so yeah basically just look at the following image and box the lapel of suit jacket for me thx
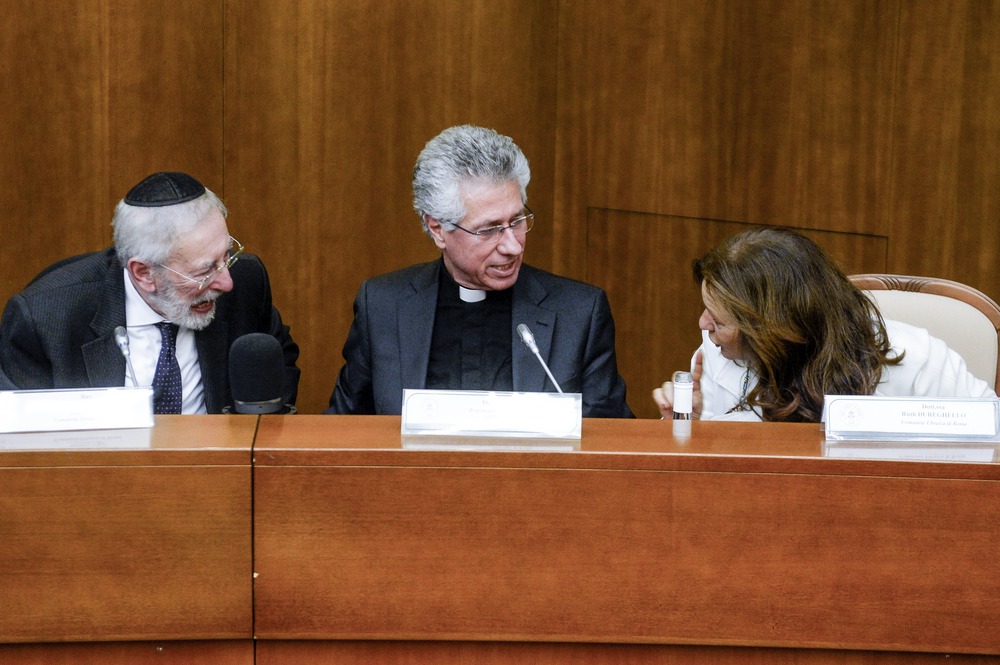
[397,261,440,390]
[195,300,230,414]
[83,257,128,387]
[512,267,556,392]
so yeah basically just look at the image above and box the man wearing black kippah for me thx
[0,172,300,413]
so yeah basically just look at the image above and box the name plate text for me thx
[0,387,154,433]
[402,389,582,440]
[824,395,1000,441]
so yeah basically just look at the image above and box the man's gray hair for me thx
[112,188,228,266]
[413,125,530,235]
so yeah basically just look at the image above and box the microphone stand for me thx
[516,324,564,393]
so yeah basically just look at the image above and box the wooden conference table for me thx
[1,415,999,663]
[0,415,255,664]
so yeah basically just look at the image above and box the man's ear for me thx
[126,258,158,294]
[425,215,447,250]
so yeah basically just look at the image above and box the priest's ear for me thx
[425,215,448,250]
[126,258,158,294]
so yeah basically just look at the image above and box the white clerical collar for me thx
[459,285,486,303]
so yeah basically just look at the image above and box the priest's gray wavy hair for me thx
[413,124,530,236]
[113,189,228,266]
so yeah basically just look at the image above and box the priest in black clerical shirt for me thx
[325,125,633,418]
[425,267,515,392]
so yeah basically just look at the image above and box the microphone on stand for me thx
[113,326,139,388]
[516,323,563,394]
[229,333,288,414]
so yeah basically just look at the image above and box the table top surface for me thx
[0,414,997,479]
[253,415,1000,480]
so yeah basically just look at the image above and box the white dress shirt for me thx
[696,318,996,421]
[122,269,207,414]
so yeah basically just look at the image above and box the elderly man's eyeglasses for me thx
[453,207,534,242]
[158,236,244,291]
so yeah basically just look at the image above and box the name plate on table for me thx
[0,387,154,433]
[823,442,997,463]
[401,389,582,450]
[0,428,153,451]
[824,395,1000,442]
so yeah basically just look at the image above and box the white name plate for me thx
[824,443,997,463]
[0,387,154,433]
[824,395,1000,441]
[0,428,153,451]
[402,389,582,440]
[402,437,580,452]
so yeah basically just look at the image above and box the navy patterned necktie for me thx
[152,322,182,414]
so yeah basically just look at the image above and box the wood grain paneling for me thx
[586,210,888,418]
[0,417,253,643]
[889,0,1000,294]
[107,1,224,199]
[554,1,899,280]
[253,416,1000,654]
[0,1,110,296]
[0,465,251,642]
[0,0,223,302]
[256,640,1000,665]
[0,641,252,665]
[223,0,558,413]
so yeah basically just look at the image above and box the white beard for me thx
[150,277,221,330]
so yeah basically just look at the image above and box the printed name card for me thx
[0,428,153,451]
[0,387,154,433]
[401,389,583,444]
[824,395,1000,441]
[823,443,997,463]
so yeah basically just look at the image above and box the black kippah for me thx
[124,172,206,207]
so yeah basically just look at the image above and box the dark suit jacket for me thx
[327,260,633,417]
[0,248,300,413]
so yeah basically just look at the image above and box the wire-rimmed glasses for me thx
[452,206,534,242]
[158,236,244,291]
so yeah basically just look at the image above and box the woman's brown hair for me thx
[694,228,900,422]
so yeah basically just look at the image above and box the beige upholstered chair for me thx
[849,274,1000,392]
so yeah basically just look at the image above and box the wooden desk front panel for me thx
[0,640,252,665]
[253,418,1000,654]
[0,416,255,644]
[255,640,1000,665]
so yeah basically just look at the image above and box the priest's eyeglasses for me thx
[159,236,244,291]
[453,207,534,242]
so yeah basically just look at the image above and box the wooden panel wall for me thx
[889,1,1000,277]
[0,0,223,294]
[0,1,997,415]
[554,1,899,271]
[0,1,110,289]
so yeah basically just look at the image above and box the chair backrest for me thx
[849,274,1000,392]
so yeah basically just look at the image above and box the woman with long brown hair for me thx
[653,227,994,422]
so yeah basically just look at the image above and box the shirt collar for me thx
[123,268,168,326]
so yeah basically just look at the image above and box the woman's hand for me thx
[652,350,704,419]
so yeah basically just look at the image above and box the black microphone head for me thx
[229,333,284,414]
